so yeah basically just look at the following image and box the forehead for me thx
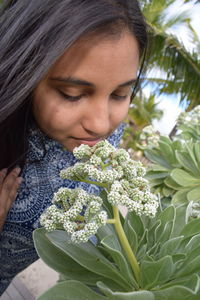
[47,31,140,85]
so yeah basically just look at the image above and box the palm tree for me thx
[141,0,200,110]
[122,92,163,152]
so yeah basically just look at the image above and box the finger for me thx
[0,167,21,205]
[0,168,7,186]
[8,177,23,206]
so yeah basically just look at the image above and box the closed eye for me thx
[58,90,83,101]
[111,93,129,100]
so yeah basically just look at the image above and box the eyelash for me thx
[111,94,128,101]
[58,90,128,102]
[58,90,82,102]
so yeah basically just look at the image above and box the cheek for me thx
[112,102,129,125]
[33,98,62,131]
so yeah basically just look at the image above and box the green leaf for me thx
[172,189,189,204]
[156,220,174,244]
[180,218,200,237]
[144,149,172,169]
[33,228,119,287]
[162,186,173,197]
[176,254,200,277]
[187,186,200,202]
[160,136,172,145]
[171,204,187,237]
[158,236,184,258]
[123,221,138,253]
[97,282,155,300]
[100,235,136,287]
[148,164,169,172]
[137,243,148,261]
[172,253,186,265]
[158,140,175,165]
[101,190,113,218]
[164,176,182,189]
[37,280,107,300]
[171,169,200,187]
[194,142,200,168]
[140,256,175,289]
[145,170,169,180]
[46,230,130,291]
[96,223,116,241]
[124,211,144,241]
[171,140,183,151]
[153,285,200,300]
[155,206,175,242]
[160,274,200,293]
[146,220,161,251]
[185,142,200,171]
[175,151,200,176]
[185,233,200,253]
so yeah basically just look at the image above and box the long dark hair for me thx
[0,0,148,170]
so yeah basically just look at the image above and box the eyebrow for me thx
[50,76,137,88]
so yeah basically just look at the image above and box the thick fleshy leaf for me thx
[97,282,155,300]
[187,186,200,202]
[37,280,107,300]
[176,252,200,278]
[171,169,200,187]
[158,236,184,258]
[172,189,189,204]
[124,211,144,241]
[140,256,175,289]
[175,151,200,176]
[33,228,119,287]
[46,230,130,291]
[145,170,169,180]
[100,235,136,288]
[146,220,160,250]
[164,176,183,189]
[185,233,200,253]
[160,274,200,293]
[194,142,200,168]
[155,220,174,243]
[96,223,116,241]
[158,140,175,165]
[180,218,200,237]
[144,149,171,169]
[148,164,169,172]
[162,186,173,197]
[153,285,200,300]
[123,221,138,254]
[154,206,175,242]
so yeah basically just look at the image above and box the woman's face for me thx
[33,31,140,152]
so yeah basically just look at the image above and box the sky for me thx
[152,0,200,134]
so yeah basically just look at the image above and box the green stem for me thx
[106,219,116,224]
[112,205,140,284]
[76,177,108,188]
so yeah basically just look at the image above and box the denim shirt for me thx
[0,123,125,295]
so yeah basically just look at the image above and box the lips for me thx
[73,137,104,147]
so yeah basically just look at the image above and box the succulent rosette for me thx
[33,137,200,300]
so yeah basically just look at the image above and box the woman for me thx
[0,0,148,294]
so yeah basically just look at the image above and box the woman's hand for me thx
[0,167,22,232]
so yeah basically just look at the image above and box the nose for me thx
[82,98,111,137]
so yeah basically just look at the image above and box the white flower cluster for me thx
[140,125,160,148]
[61,140,158,217]
[186,201,200,221]
[40,187,107,243]
[108,178,158,217]
[41,141,158,243]
[177,105,200,127]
